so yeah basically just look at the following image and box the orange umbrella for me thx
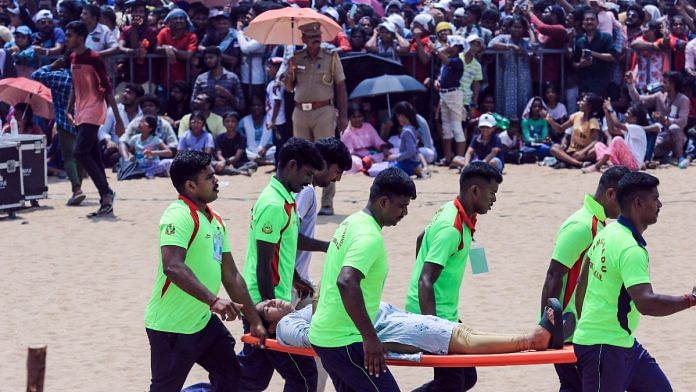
[0,77,54,119]
[246,7,342,45]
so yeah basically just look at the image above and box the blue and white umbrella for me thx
[349,74,426,116]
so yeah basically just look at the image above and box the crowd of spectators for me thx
[3,0,696,182]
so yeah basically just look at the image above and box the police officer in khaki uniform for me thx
[286,21,348,215]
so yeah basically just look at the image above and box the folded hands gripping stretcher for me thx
[240,335,576,367]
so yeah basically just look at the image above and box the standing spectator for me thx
[627,71,689,163]
[99,6,119,41]
[65,20,123,217]
[264,57,288,163]
[324,7,351,53]
[489,15,532,119]
[660,15,689,72]
[57,1,82,28]
[179,93,226,138]
[32,58,82,205]
[80,4,118,57]
[629,21,668,91]
[347,27,368,53]
[6,26,38,77]
[404,13,433,84]
[433,34,467,164]
[190,5,209,43]
[365,20,408,60]
[286,22,348,216]
[528,5,567,88]
[31,9,65,57]
[199,10,240,71]
[118,0,157,87]
[459,5,493,45]
[624,5,645,45]
[237,3,269,102]
[573,10,615,97]
[460,34,483,119]
[178,111,214,156]
[191,47,245,117]
[156,8,197,89]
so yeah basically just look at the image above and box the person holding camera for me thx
[573,10,615,98]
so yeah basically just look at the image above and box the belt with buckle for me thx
[295,100,332,112]
[440,87,459,93]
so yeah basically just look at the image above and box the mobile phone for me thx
[582,49,591,58]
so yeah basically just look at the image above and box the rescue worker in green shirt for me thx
[239,137,325,391]
[406,161,503,392]
[539,165,629,392]
[144,150,267,392]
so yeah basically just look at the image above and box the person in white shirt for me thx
[265,57,288,163]
[81,4,118,56]
[99,83,144,166]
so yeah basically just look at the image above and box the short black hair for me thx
[100,6,116,25]
[459,161,503,191]
[464,4,483,22]
[203,46,222,57]
[277,137,325,170]
[170,150,212,194]
[617,172,660,213]
[664,71,683,93]
[142,114,157,130]
[139,94,160,108]
[597,165,630,194]
[84,4,101,19]
[369,167,417,202]
[124,83,145,98]
[315,137,352,171]
[65,20,89,38]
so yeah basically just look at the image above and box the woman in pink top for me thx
[340,103,390,173]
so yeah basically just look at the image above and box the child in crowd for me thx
[547,93,602,168]
[119,115,173,177]
[543,83,568,132]
[178,111,215,156]
[240,95,275,166]
[387,101,427,178]
[432,34,467,164]
[460,34,483,120]
[341,102,390,173]
[453,113,504,172]
[215,112,258,176]
[499,118,522,164]
[5,26,38,78]
[583,100,648,173]
[521,96,552,160]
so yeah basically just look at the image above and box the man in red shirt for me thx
[66,21,124,217]
[156,8,197,87]
[528,5,567,88]
[118,0,157,85]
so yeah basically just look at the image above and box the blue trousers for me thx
[237,320,317,392]
[553,363,582,392]
[411,367,477,392]
[313,342,400,392]
[574,340,672,392]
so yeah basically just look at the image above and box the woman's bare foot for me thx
[581,164,600,174]
[529,307,555,350]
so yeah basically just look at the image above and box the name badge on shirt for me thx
[213,231,223,263]
[670,105,678,118]
[469,242,489,274]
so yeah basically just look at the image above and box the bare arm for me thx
[256,240,277,300]
[546,115,573,133]
[628,283,695,317]
[298,233,329,252]
[418,262,443,316]
[540,260,570,316]
[575,256,590,319]
[105,93,125,136]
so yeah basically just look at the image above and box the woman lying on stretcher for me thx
[256,298,574,355]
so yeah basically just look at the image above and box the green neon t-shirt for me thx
[145,197,231,334]
[551,194,607,320]
[574,219,651,348]
[243,176,299,304]
[309,211,388,348]
[404,199,473,322]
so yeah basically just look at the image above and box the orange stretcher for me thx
[240,335,577,368]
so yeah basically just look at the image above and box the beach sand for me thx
[2,164,695,391]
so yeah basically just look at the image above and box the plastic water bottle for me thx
[9,117,18,136]
[678,157,690,169]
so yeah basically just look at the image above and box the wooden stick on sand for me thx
[26,345,46,392]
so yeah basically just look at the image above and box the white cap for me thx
[387,13,405,32]
[378,20,397,33]
[324,7,339,22]
[433,0,451,12]
[453,7,465,17]
[466,34,483,44]
[447,34,466,48]
[32,9,53,23]
[478,113,496,128]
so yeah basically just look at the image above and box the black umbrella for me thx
[340,53,406,94]
[349,74,426,116]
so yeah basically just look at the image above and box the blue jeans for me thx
[313,342,400,392]
[574,340,672,392]
[237,319,317,392]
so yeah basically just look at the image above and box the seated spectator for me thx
[156,8,197,88]
[521,96,552,159]
[191,46,245,116]
[80,4,118,57]
[117,0,158,86]
[499,118,523,164]
[240,95,274,166]
[547,93,603,168]
[542,82,568,128]
[386,101,426,177]
[198,9,239,70]
[31,10,65,58]
[627,71,689,163]
[2,103,42,135]
[162,80,191,130]
[583,101,649,173]
[99,83,144,166]
[118,115,172,177]
[452,113,503,172]
[341,102,390,173]
[214,111,257,176]
[415,113,437,164]
[122,94,178,152]
[6,26,38,77]
[178,111,214,155]
[179,93,226,137]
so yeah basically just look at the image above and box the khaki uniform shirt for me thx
[292,48,345,103]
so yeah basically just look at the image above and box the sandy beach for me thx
[2,164,695,391]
